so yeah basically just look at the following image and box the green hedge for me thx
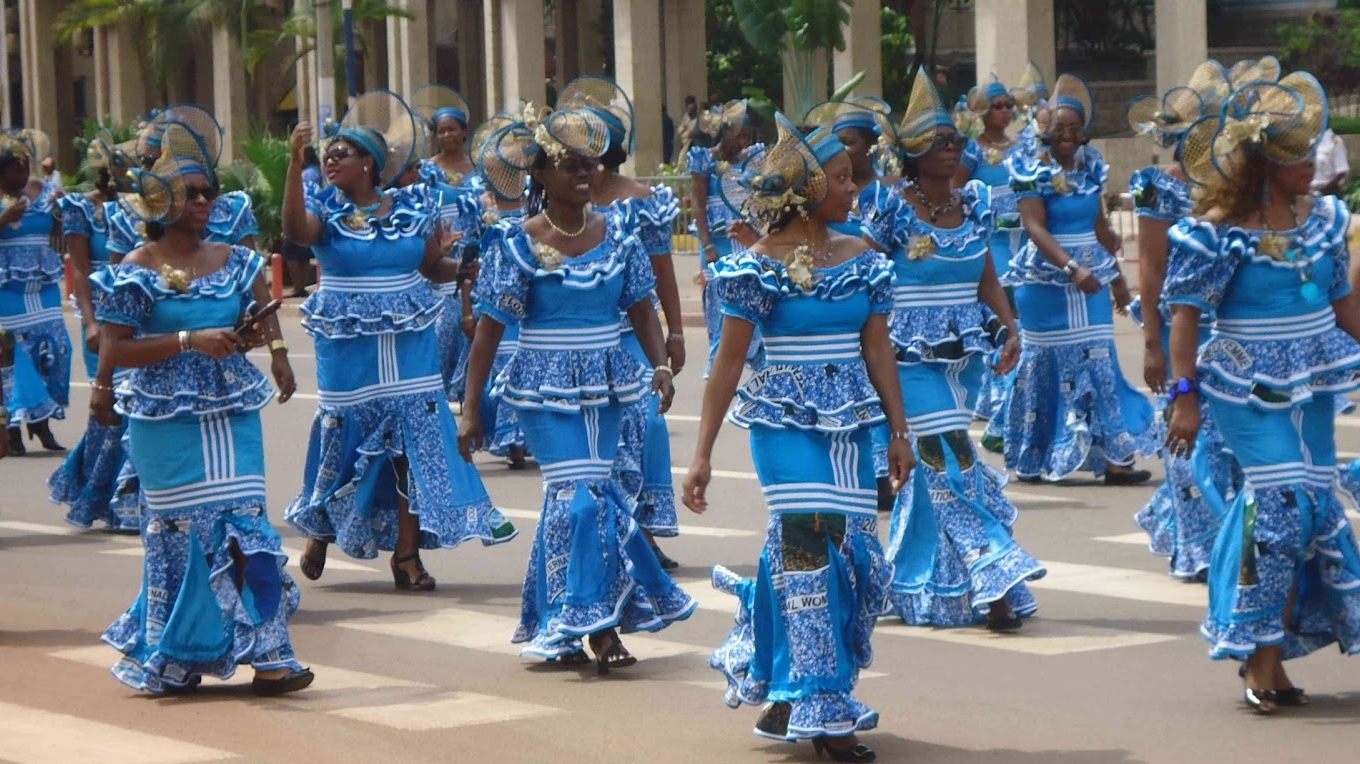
[1332,116,1360,135]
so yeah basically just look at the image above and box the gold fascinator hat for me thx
[1179,70,1328,187]
[557,76,636,155]
[1034,73,1095,135]
[0,128,51,176]
[718,111,843,227]
[138,104,222,165]
[121,121,217,225]
[697,99,750,140]
[1012,62,1050,110]
[471,111,522,201]
[478,104,610,201]
[409,84,473,132]
[1227,56,1283,89]
[324,89,422,190]
[1127,60,1230,149]
[881,68,954,161]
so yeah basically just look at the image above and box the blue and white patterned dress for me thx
[48,195,139,531]
[284,183,517,559]
[477,212,696,660]
[93,246,304,692]
[0,178,69,425]
[419,159,485,401]
[466,205,528,459]
[1127,166,1236,579]
[962,138,1027,427]
[708,249,894,742]
[604,186,681,535]
[865,180,1045,626]
[1165,195,1360,661]
[1000,145,1158,480]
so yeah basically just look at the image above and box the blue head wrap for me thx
[432,106,469,127]
[589,106,630,153]
[1054,96,1086,121]
[809,126,847,166]
[832,111,880,135]
[985,80,1009,101]
[337,126,389,174]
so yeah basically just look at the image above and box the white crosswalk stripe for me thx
[329,691,561,730]
[0,699,237,764]
[874,620,1178,656]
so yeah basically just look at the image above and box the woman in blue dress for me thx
[688,100,762,375]
[1165,71,1360,714]
[805,97,898,511]
[1126,63,1238,580]
[460,105,695,673]
[864,70,1042,631]
[48,133,141,531]
[283,91,517,591]
[1002,74,1157,485]
[683,113,913,762]
[411,85,485,403]
[0,129,68,454]
[559,76,687,567]
[89,121,312,696]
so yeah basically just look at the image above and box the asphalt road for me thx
[2,266,1359,764]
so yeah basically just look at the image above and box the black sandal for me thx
[507,445,528,470]
[299,541,327,581]
[391,553,436,591]
[161,675,202,695]
[588,628,636,675]
[252,667,315,697]
[811,737,877,762]
[556,650,591,667]
[1239,664,1278,715]
[649,539,680,570]
[754,701,791,739]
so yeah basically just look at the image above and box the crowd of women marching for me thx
[2,50,1360,760]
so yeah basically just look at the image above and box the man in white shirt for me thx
[1312,128,1350,196]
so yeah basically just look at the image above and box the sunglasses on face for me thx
[930,133,968,151]
[553,156,595,175]
[1047,124,1084,137]
[991,101,1017,111]
[324,147,363,164]
[184,185,219,202]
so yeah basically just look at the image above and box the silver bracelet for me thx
[891,431,911,441]
[666,332,685,343]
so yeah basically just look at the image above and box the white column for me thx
[576,0,604,77]
[18,0,58,134]
[387,6,405,94]
[403,0,432,91]
[105,25,145,123]
[211,23,249,164]
[1154,0,1206,95]
[974,0,1055,88]
[92,27,108,121]
[662,0,706,119]
[486,0,544,112]
[833,0,881,97]
[0,2,10,128]
[614,0,663,175]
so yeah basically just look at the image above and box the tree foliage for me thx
[1279,10,1360,97]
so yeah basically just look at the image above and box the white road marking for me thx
[0,700,237,764]
[1030,560,1206,608]
[875,619,1179,656]
[1094,532,1153,546]
[95,543,377,573]
[329,691,562,731]
[0,520,82,536]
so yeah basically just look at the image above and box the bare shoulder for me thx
[830,232,870,259]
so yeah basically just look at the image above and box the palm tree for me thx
[731,0,854,120]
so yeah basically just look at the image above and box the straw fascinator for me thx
[879,68,954,163]
[697,99,751,141]
[478,104,610,202]
[718,112,846,287]
[1012,62,1050,110]
[803,96,891,136]
[0,128,47,170]
[1127,60,1231,148]
[138,104,221,162]
[471,111,521,203]
[1037,74,1095,134]
[1227,56,1282,89]
[1178,70,1328,188]
[410,84,472,129]
[120,121,217,230]
[322,89,421,191]
[557,75,636,155]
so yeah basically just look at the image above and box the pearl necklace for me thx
[544,207,589,238]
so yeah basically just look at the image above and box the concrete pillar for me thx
[18,0,59,135]
[405,0,432,90]
[484,0,545,114]
[211,23,249,164]
[614,0,663,175]
[974,0,1055,89]
[92,27,108,121]
[834,0,882,98]
[387,6,404,94]
[662,0,706,119]
[296,35,316,127]
[1154,0,1206,95]
[576,0,605,77]
[455,0,486,115]
[105,25,146,123]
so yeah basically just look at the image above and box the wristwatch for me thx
[1168,377,1198,401]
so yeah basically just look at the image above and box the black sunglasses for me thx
[553,156,595,174]
[930,133,968,151]
[991,100,1017,111]
[185,185,220,202]
[324,146,366,164]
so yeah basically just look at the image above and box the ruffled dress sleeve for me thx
[106,204,143,257]
[1006,149,1051,201]
[1319,195,1353,301]
[861,180,907,254]
[1128,167,1193,222]
[91,247,273,420]
[474,223,533,326]
[715,253,780,326]
[57,194,95,239]
[632,186,681,257]
[961,139,982,174]
[205,192,259,245]
[686,146,715,178]
[618,231,658,310]
[1164,218,1234,313]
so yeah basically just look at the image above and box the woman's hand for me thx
[456,412,483,463]
[887,438,916,495]
[237,320,270,350]
[271,355,296,403]
[461,259,480,283]
[83,321,101,354]
[991,335,1020,375]
[1143,344,1168,393]
[439,228,463,255]
[1165,396,1202,458]
[290,122,314,162]
[90,384,119,427]
[460,315,476,340]
[1111,277,1133,315]
[652,369,676,414]
[0,196,29,227]
[681,457,713,514]
[189,329,247,360]
[666,334,687,375]
[1071,265,1100,295]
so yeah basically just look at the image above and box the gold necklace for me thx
[544,207,589,237]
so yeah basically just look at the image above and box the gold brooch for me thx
[343,211,371,232]
[1258,232,1290,260]
[716,160,732,176]
[785,245,815,289]
[908,235,936,261]
[446,170,464,187]
[1051,172,1071,195]
[984,147,1004,165]
[158,263,194,293]
[535,242,565,271]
